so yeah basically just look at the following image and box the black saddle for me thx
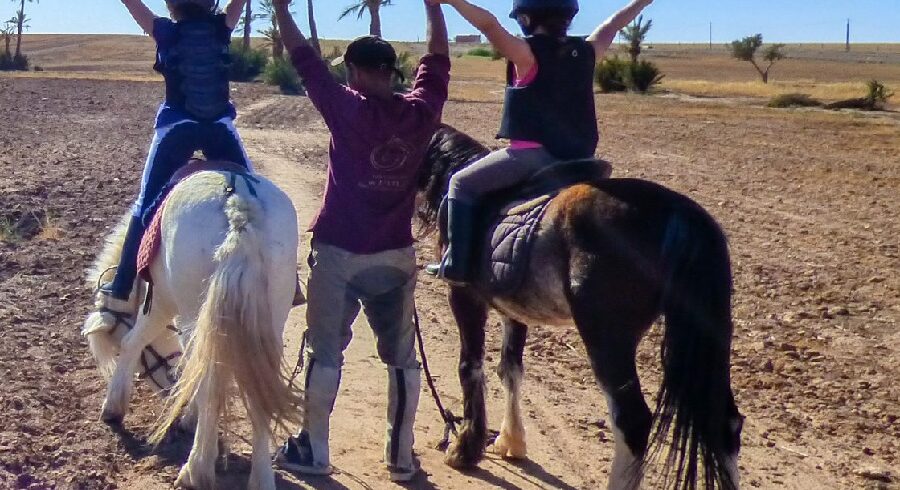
[442,158,612,294]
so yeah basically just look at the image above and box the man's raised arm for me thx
[425,1,449,57]
[274,0,311,55]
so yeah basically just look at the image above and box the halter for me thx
[99,307,181,393]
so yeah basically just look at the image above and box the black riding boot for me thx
[100,215,146,304]
[438,199,477,284]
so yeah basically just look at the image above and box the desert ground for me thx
[0,36,898,489]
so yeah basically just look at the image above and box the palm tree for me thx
[339,0,393,38]
[259,0,293,59]
[242,0,252,49]
[307,0,321,55]
[620,15,652,64]
[2,17,16,57]
[10,0,38,58]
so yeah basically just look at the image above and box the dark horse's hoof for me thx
[444,431,485,469]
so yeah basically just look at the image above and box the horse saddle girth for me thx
[477,158,612,295]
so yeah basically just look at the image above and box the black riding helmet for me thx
[510,0,578,36]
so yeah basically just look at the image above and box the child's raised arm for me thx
[120,0,157,36]
[428,0,535,75]
[223,0,249,30]
[587,0,654,58]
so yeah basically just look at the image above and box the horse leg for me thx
[576,322,652,490]
[444,286,489,469]
[176,370,219,490]
[492,317,528,459]
[100,309,168,424]
[247,398,277,490]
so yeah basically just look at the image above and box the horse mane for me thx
[417,124,490,229]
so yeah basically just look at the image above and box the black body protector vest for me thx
[497,35,598,160]
[156,15,231,121]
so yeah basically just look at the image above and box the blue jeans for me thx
[131,117,253,219]
[109,118,253,299]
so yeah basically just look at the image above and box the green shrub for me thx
[263,57,303,95]
[0,53,28,71]
[625,60,664,93]
[595,56,628,93]
[865,79,894,108]
[466,47,492,57]
[228,44,268,82]
[767,93,822,108]
[393,51,417,92]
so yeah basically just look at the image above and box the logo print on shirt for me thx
[370,137,411,172]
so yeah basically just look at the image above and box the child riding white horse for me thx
[83,167,302,490]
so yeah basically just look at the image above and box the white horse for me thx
[82,168,302,490]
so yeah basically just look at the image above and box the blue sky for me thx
[11,0,900,43]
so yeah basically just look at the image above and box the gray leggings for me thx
[448,147,557,203]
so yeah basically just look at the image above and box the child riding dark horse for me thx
[99,0,251,317]
[426,0,655,283]
[419,124,744,490]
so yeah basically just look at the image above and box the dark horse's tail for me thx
[653,207,742,489]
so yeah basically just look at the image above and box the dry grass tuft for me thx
[36,210,64,241]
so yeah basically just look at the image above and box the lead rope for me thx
[413,307,462,451]
[288,330,309,391]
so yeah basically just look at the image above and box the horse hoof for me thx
[444,441,479,469]
[100,406,124,426]
[492,432,527,459]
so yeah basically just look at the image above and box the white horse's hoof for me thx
[100,401,124,426]
[492,430,527,459]
[176,464,215,490]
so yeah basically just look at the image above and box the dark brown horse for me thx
[417,125,743,490]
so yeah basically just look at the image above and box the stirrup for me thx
[97,283,133,320]
[424,263,441,276]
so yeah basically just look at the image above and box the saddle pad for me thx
[137,159,249,282]
[481,195,552,295]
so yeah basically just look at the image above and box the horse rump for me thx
[150,189,302,444]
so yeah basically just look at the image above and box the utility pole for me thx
[845,18,850,52]
[709,21,713,50]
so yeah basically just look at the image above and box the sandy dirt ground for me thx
[0,78,897,489]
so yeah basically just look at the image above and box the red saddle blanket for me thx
[137,159,249,283]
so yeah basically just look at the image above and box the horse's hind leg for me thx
[571,302,652,490]
[177,371,219,490]
[100,309,169,424]
[247,398,277,490]
[492,317,528,459]
[444,287,489,469]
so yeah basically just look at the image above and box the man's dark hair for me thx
[518,8,574,37]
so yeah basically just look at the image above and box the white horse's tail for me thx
[150,189,302,444]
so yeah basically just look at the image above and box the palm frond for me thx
[338,2,364,20]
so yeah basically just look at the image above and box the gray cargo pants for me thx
[303,239,419,370]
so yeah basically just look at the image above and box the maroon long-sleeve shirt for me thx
[289,46,451,254]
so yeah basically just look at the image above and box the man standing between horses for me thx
[272,0,450,482]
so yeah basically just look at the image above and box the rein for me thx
[413,305,462,451]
